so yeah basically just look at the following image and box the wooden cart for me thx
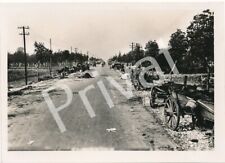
[163,87,214,131]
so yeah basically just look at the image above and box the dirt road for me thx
[8,66,178,151]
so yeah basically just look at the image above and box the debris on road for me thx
[81,72,93,78]
[142,96,150,107]
[120,73,130,80]
[8,89,23,96]
[27,140,35,145]
[8,85,33,96]
[190,139,199,143]
[205,130,213,136]
[38,76,53,82]
[106,128,117,132]
[68,70,98,79]
[129,108,135,112]
[8,85,14,89]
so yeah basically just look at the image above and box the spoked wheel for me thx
[164,97,180,131]
[150,87,156,108]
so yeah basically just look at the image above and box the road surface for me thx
[8,66,177,151]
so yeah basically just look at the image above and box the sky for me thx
[1,3,213,60]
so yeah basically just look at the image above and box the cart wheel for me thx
[164,97,180,131]
[150,87,156,108]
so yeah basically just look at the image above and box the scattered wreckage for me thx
[57,63,90,78]
[128,66,214,131]
[8,63,96,96]
[162,81,214,131]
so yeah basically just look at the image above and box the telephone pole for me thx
[49,38,52,76]
[130,42,135,51]
[18,26,29,85]
[74,48,78,53]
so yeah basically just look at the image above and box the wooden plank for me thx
[197,100,214,122]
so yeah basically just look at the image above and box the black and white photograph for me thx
[0,1,225,162]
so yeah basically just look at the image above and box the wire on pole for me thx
[18,26,29,85]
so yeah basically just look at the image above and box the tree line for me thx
[8,42,96,68]
[108,9,214,74]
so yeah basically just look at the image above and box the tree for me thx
[8,52,14,68]
[34,42,50,65]
[62,50,70,63]
[117,51,122,62]
[186,9,214,73]
[133,43,144,62]
[168,29,188,73]
[13,49,24,64]
[145,40,159,58]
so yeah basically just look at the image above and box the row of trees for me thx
[108,9,214,74]
[8,42,92,68]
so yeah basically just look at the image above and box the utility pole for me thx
[49,38,52,76]
[87,51,89,62]
[71,46,73,53]
[18,26,29,85]
[130,42,135,51]
[74,48,78,53]
[74,48,78,63]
